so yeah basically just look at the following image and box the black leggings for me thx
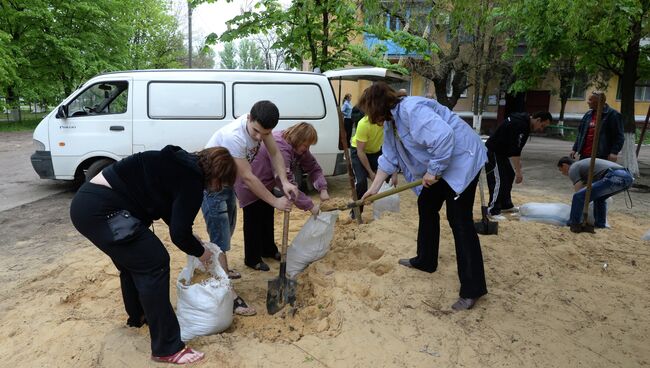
[350,148,381,213]
[243,199,280,267]
[69,182,184,357]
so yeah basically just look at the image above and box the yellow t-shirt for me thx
[351,116,384,154]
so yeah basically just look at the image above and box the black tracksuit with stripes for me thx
[484,113,530,215]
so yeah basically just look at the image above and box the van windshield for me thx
[68,81,128,117]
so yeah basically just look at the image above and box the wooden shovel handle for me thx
[280,210,290,264]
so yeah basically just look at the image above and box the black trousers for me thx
[69,183,184,357]
[344,118,353,146]
[485,151,515,215]
[409,175,488,299]
[243,199,280,267]
[350,148,381,213]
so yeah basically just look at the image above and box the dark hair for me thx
[557,156,574,167]
[357,82,400,124]
[250,100,280,129]
[283,122,318,147]
[196,146,237,191]
[532,111,552,123]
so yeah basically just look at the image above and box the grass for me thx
[0,118,43,132]
[0,110,48,132]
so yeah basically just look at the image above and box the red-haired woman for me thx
[70,145,237,364]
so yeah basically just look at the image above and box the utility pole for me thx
[188,1,193,68]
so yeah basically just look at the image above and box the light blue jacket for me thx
[341,100,352,119]
[378,96,487,196]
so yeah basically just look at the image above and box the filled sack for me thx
[286,211,338,278]
[176,242,234,342]
[519,199,612,227]
[372,182,400,220]
[642,229,650,241]
[519,203,571,226]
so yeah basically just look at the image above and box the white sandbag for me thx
[519,202,571,226]
[642,229,650,241]
[177,242,234,342]
[373,182,400,220]
[286,211,339,278]
[519,199,613,227]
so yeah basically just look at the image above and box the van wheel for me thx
[85,158,115,182]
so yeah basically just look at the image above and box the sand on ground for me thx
[1,170,649,367]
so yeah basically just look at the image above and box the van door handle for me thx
[110,125,125,131]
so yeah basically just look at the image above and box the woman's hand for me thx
[199,246,213,267]
[422,173,439,188]
[390,173,398,187]
[319,189,330,201]
[274,196,293,211]
[310,203,320,217]
[282,181,299,201]
[361,187,379,201]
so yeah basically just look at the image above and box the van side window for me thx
[68,81,128,117]
[233,83,325,119]
[148,82,225,119]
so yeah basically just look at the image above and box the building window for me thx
[616,79,650,101]
[568,75,588,99]
[387,14,400,31]
[446,70,468,98]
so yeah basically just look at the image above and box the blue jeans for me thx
[568,169,633,228]
[201,187,237,252]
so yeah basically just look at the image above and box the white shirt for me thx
[205,114,260,163]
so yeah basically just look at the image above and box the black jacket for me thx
[485,112,530,157]
[103,145,205,257]
[572,104,624,159]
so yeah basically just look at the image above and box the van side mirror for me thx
[55,105,68,119]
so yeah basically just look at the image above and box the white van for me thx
[30,68,408,183]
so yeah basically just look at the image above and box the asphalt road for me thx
[0,131,73,212]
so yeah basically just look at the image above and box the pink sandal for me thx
[151,347,205,365]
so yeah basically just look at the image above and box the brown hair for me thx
[357,82,401,124]
[196,146,237,191]
[282,122,318,148]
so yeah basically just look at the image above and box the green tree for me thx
[219,41,238,69]
[1,0,189,121]
[238,39,265,69]
[193,44,216,69]
[126,0,186,70]
[202,0,362,72]
[502,0,584,131]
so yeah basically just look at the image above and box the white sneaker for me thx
[501,207,519,214]
[488,214,507,221]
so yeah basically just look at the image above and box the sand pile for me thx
[0,181,649,367]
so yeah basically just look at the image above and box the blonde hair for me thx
[282,122,318,148]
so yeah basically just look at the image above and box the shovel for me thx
[573,93,606,234]
[320,179,424,212]
[266,210,297,315]
[474,169,498,235]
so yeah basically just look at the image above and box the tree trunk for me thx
[558,96,568,137]
[619,22,641,175]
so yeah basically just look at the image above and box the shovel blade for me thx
[266,277,297,315]
[474,219,498,235]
